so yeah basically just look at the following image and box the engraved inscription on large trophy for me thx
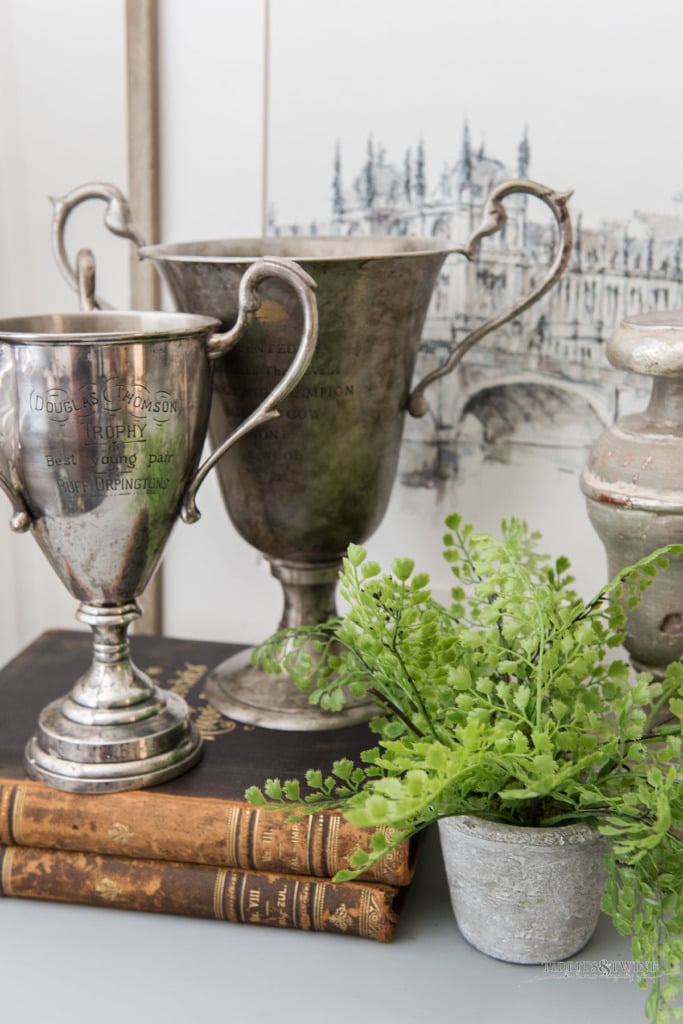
[52,181,573,731]
[0,252,318,789]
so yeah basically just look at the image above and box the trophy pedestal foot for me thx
[204,647,375,731]
[23,601,203,793]
[24,708,204,794]
[24,688,203,793]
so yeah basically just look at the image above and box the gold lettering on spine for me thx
[1,847,16,896]
[213,868,228,920]
[290,820,301,850]
[276,883,289,926]
[261,821,274,865]
[239,875,263,923]
[287,819,304,872]
[9,785,27,845]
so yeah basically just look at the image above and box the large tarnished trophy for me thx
[52,180,573,730]
[0,250,317,789]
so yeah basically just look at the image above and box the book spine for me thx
[0,780,413,885]
[0,844,400,942]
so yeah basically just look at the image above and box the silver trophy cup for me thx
[52,180,573,730]
[0,251,317,789]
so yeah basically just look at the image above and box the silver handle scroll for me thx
[408,179,573,416]
[183,256,318,523]
[52,182,147,309]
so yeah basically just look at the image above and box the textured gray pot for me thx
[438,815,609,964]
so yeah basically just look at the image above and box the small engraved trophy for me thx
[0,250,317,788]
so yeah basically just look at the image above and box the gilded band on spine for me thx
[312,878,326,930]
[0,846,16,897]
[224,805,240,866]
[213,868,228,920]
[9,785,27,846]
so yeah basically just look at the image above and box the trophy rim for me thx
[139,234,461,265]
[0,310,219,343]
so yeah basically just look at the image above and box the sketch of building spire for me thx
[404,147,413,205]
[415,139,426,205]
[573,211,583,272]
[460,120,473,191]
[332,140,345,217]
[363,135,377,209]
[517,126,530,179]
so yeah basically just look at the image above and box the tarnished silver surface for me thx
[0,253,318,788]
[582,311,683,678]
[52,180,573,730]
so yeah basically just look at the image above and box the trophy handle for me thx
[408,179,574,417]
[181,258,319,524]
[51,181,145,310]
[0,472,32,533]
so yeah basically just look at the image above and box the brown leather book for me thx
[0,842,402,941]
[0,630,416,885]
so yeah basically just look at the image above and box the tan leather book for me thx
[0,842,402,942]
[0,630,416,885]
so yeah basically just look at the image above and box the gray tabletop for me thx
[0,826,646,1023]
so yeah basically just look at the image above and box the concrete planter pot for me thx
[438,815,609,964]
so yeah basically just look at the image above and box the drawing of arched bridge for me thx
[398,307,647,492]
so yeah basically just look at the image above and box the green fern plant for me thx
[246,515,683,1023]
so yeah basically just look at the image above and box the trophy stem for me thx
[69,602,158,714]
[204,559,375,731]
[24,601,203,793]
[275,559,340,629]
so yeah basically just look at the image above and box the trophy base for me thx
[204,647,376,731]
[24,688,203,794]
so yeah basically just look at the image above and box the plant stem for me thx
[367,687,425,738]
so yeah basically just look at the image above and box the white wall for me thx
[157,0,284,647]
[0,0,128,661]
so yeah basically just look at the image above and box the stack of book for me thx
[0,630,417,941]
